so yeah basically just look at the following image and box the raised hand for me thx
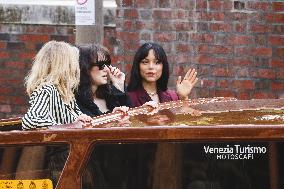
[176,68,198,100]
[105,65,126,92]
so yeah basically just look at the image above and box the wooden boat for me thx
[0,97,284,189]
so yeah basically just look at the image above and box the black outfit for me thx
[75,85,131,189]
[76,85,131,117]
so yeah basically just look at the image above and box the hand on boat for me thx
[112,106,131,127]
[75,114,93,127]
[142,101,159,115]
[176,68,198,100]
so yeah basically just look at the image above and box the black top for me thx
[75,85,131,117]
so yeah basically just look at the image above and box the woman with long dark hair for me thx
[75,43,130,117]
[127,42,198,107]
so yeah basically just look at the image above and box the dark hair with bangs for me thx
[127,42,169,91]
[76,43,111,100]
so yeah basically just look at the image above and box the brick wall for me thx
[0,24,76,118]
[0,24,118,119]
[115,0,284,100]
[1,0,284,118]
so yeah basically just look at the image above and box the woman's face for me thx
[90,65,108,86]
[139,49,163,84]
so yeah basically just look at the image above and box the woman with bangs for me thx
[22,40,92,130]
[75,43,130,118]
[127,42,198,107]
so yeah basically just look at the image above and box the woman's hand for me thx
[142,101,159,115]
[176,68,198,100]
[106,65,126,92]
[75,114,93,128]
[112,106,131,127]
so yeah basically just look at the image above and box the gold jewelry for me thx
[147,91,157,96]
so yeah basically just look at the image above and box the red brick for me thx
[252,92,276,99]
[215,90,234,97]
[140,32,151,41]
[197,44,209,53]
[268,36,284,45]
[257,69,276,79]
[175,55,190,63]
[251,47,272,57]
[228,35,253,45]
[202,79,215,87]
[236,91,250,100]
[212,68,232,77]
[210,23,232,32]
[235,47,251,56]
[123,20,134,30]
[233,58,253,66]
[226,12,250,22]
[135,0,152,8]
[211,45,232,54]
[19,52,36,59]
[272,82,284,90]
[117,31,139,42]
[0,52,9,58]
[211,12,225,21]
[175,0,190,9]
[223,1,233,10]
[214,57,231,64]
[234,23,247,33]
[19,34,49,42]
[190,34,214,43]
[5,61,25,69]
[0,42,6,49]
[124,9,138,19]
[174,21,193,31]
[159,0,171,8]
[175,43,190,53]
[173,65,186,75]
[217,79,229,88]
[121,0,133,7]
[251,24,272,33]
[247,2,270,11]
[0,105,11,113]
[276,48,284,57]
[265,13,284,23]
[153,10,173,19]
[153,33,175,42]
[9,96,26,105]
[124,42,138,52]
[197,55,212,64]
[232,80,255,89]
[25,42,35,50]
[196,0,207,10]
[277,70,284,79]
[209,0,223,10]
[271,59,284,67]
[273,2,284,12]
[0,87,13,95]
[237,68,250,77]
[175,10,187,19]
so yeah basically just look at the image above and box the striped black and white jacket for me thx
[22,84,82,130]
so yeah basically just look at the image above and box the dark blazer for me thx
[127,87,179,108]
[76,85,131,117]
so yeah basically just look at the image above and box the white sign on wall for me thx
[75,0,95,25]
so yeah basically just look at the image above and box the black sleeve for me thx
[107,85,132,111]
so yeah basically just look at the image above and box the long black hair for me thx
[76,43,111,101]
[127,42,169,91]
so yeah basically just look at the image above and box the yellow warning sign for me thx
[0,179,53,189]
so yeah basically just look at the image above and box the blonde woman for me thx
[22,40,92,130]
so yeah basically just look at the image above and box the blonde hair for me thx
[25,40,80,103]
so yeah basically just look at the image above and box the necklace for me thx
[147,91,157,96]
